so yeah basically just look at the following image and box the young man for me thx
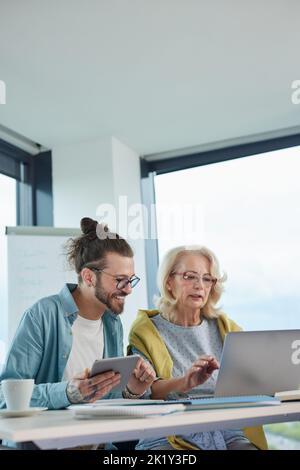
[0,218,155,410]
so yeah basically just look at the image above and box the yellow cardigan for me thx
[128,309,268,450]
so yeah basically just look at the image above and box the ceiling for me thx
[0,0,300,155]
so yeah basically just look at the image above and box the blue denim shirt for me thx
[0,284,124,409]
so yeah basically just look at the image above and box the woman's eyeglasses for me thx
[171,271,217,288]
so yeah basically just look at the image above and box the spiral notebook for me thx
[71,403,185,419]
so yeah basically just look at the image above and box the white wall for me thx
[111,137,148,344]
[52,136,148,350]
[52,137,114,226]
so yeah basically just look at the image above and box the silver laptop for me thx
[214,330,300,397]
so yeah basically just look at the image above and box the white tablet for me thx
[90,355,140,391]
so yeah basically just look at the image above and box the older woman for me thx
[129,245,267,450]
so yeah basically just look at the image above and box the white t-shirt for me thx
[63,314,104,381]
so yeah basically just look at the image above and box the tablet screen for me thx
[90,355,140,391]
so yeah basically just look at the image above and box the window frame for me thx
[0,139,53,226]
[140,132,300,307]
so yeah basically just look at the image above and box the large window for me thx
[154,146,300,450]
[0,173,16,226]
[155,147,300,331]
[0,140,53,370]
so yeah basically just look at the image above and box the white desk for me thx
[0,403,300,449]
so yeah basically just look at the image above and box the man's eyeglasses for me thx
[171,271,217,288]
[89,267,140,290]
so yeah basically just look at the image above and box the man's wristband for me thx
[122,385,145,399]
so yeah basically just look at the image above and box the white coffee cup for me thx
[1,379,34,411]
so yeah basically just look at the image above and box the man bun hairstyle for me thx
[80,217,98,239]
[66,217,134,282]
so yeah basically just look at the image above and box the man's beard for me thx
[94,279,127,315]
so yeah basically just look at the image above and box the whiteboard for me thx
[4,226,80,346]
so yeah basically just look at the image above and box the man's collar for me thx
[58,283,79,318]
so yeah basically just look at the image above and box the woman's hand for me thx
[126,358,156,396]
[66,368,121,404]
[181,355,219,392]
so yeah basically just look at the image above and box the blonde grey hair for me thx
[155,245,227,321]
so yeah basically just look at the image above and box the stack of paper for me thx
[274,390,300,402]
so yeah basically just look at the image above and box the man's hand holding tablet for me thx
[66,367,121,404]
[66,355,156,404]
[125,356,156,398]
[91,355,156,398]
[90,355,140,391]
